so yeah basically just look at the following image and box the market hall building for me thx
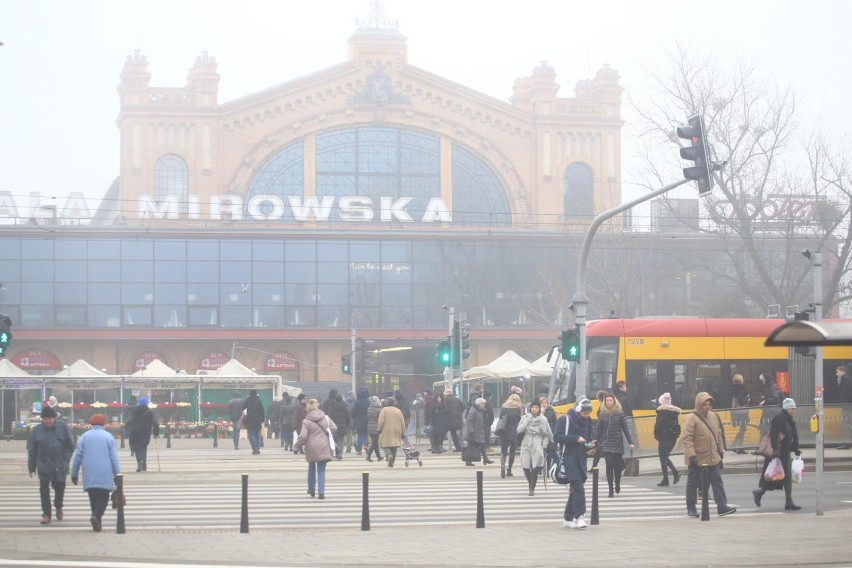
[0,24,625,401]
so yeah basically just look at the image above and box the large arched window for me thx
[245,126,511,226]
[563,162,594,219]
[154,155,189,212]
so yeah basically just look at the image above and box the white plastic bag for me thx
[764,456,785,482]
[791,456,804,484]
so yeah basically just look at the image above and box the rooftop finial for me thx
[356,0,398,29]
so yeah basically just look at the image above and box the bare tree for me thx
[631,41,852,317]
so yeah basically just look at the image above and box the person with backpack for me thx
[555,398,596,529]
[653,392,682,487]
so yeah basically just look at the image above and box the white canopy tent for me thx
[463,350,532,380]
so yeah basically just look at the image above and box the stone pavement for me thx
[1,507,850,567]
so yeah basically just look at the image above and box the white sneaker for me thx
[574,515,587,529]
[562,519,576,528]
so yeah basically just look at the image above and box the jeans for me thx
[86,488,110,522]
[247,427,261,453]
[449,429,462,451]
[39,478,66,517]
[232,424,241,449]
[281,426,294,450]
[356,431,369,451]
[308,460,327,495]
[686,462,728,511]
[564,480,586,520]
[367,433,382,460]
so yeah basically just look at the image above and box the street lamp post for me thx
[807,251,824,516]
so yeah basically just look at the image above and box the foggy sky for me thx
[1,0,849,209]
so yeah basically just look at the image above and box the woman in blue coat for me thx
[554,398,595,529]
[71,414,121,532]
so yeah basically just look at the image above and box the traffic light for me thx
[452,320,470,365]
[437,340,451,366]
[559,328,580,362]
[0,314,11,358]
[676,114,713,196]
[358,339,377,374]
[341,355,351,375]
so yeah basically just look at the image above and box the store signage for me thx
[133,352,167,370]
[13,350,61,370]
[708,195,827,225]
[264,352,299,372]
[0,191,453,224]
[198,351,230,370]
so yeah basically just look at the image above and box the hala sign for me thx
[0,192,452,223]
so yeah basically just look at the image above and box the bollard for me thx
[213,425,218,448]
[590,467,600,525]
[115,474,126,534]
[240,473,249,533]
[700,466,710,521]
[475,469,485,528]
[361,471,370,531]
[166,424,171,449]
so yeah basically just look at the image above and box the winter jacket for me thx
[497,406,523,442]
[554,407,594,483]
[762,381,782,407]
[241,394,265,430]
[278,399,295,431]
[124,405,160,447]
[267,399,281,425]
[28,420,75,482]
[759,408,801,491]
[71,426,120,491]
[326,397,351,436]
[465,405,487,444]
[377,405,406,448]
[681,392,725,467]
[228,396,244,423]
[517,413,553,469]
[367,401,382,435]
[429,401,446,434]
[614,388,633,417]
[295,409,337,463]
[443,395,465,430]
[654,404,682,443]
[595,408,632,455]
[292,400,307,430]
[352,388,370,435]
[395,392,411,424]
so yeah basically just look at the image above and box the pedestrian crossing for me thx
[0,475,691,530]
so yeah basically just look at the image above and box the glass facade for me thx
[0,236,561,330]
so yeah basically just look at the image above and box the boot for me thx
[500,455,506,478]
[785,500,802,511]
[753,489,764,507]
[608,480,614,498]
[142,461,147,472]
[658,476,670,487]
[672,470,681,485]
[529,473,537,496]
[615,476,621,494]
[507,454,515,476]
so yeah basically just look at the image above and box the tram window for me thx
[588,338,617,394]
[672,361,721,409]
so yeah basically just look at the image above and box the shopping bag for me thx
[326,417,336,453]
[622,451,640,477]
[764,456,785,482]
[791,456,804,484]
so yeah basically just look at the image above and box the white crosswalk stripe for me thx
[0,477,687,529]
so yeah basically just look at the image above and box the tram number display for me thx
[626,338,645,346]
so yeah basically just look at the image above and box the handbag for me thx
[756,430,784,458]
[111,490,126,509]
[461,443,481,463]
[326,416,336,453]
[494,414,508,437]
[622,450,640,477]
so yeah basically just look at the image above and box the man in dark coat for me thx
[124,396,160,472]
[554,398,595,529]
[443,389,465,452]
[228,390,243,450]
[267,397,282,440]
[351,388,371,455]
[241,390,265,455]
[278,393,295,450]
[28,405,75,524]
[325,393,351,459]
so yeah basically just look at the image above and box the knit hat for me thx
[578,398,593,413]
[782,398,797,410]
[475,397,486,406]
[137,396,149,406]
[510,385,523,395]
[658,392,672,406]
[89,413,106,426]
[41,405,57,419]
[48,395,58,405]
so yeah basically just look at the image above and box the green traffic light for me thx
[437,340,451,365]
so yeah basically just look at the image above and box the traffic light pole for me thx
[572,178,689,402]
[811,253,824,516]
[351,312,357,395]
